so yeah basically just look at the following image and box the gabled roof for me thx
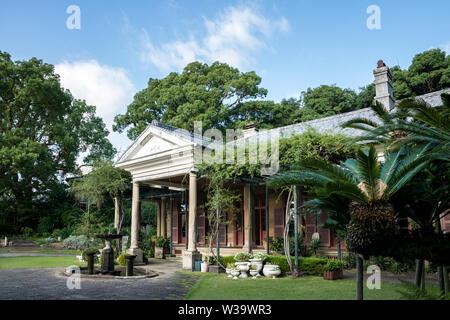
[116,88,449,164]
[232,88,450,143]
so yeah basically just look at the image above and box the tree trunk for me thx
[415,259,423,287]
[337,235,342,261]
[438,265,445,295]
[421,262,426,290]
[444,266,449,294]
[356,254,364,300]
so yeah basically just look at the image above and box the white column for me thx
[188,173,197,252]
[130,182,140,249]
[183,172,202,270]
[128,182,143,263]
[161,197,167,238]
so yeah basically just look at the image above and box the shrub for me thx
[219,255,235,266]
[63,235,88,250]
[37,216,54,234]
[310,238,321,256]
[21,227,34,238]
[234,253,251,262]
[144,248,154,258]
[250,253,267,260]
[270,237,284,252]
[118,252,127,266]
[155,236,170,248]
[324,259,344,272]
[45,237,56,243]
[52,227,72,240]
[342,253,356,269]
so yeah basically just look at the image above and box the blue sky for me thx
[1,0,449,155]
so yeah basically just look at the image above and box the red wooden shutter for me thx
[319,211,330,247]
[197,212,206,245]
[172,211,178,244]
[444,214,450,233]
[305,212,316,242]
[219,222,227,246]
[274,208,284,239]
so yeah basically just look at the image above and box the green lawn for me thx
[0,256,84,270]
[183,272,426,300]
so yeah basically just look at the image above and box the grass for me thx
[0,256,84,270]
[182,272,435,300]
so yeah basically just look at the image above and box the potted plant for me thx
[234,253,250,278]
[249,264,260,279]
[155,236,169,259]
[323,259,344,280]
[226,263,234,278]
[250,253,266,275]
[230,267,240,279]
[267,265,281,279]
[263,262,281,278]
[201,256,209,272]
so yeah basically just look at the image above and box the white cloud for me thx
[55,60,134,156]
[137,6,289,71]
[443,42,450,55]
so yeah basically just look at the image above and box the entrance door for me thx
[234,204,244,246]
[254,197,266,247]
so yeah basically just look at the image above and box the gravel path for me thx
[0,259,200,300]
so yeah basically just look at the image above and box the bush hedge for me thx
[218,254,328,276]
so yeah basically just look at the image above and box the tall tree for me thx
[392,49,449,100]
[298,85,359,121]
[113,61,267,139]
[0,51,115,228]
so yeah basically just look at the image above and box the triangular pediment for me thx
[117,125,192,163]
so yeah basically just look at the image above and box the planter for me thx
[208,265,224,274]
[155,247,165,259]
[235,262,250,278]
[250,260,263,276]
[263,265,280,277]
[268,268,281,279]
[230,269,240,279]
[249,269,259,279]
[323,269,343,280]
[201,262,209,273]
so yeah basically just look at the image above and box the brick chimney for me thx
[373,60,394,111]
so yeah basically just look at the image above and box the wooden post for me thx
[265,183,269,255]
[293,185,298,271]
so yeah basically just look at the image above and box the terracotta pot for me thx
[323,269,343,280]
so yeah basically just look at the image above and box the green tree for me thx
[70,160,132,236]
[0,51,115,228]
[113,61,267,139]
[392,49,449,100]
[268,145,435,299]
[298,85,358,121]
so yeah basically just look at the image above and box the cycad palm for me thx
[346,93,450,154]
[268,144,434,300]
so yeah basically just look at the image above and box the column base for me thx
[182,251,202,271]
[242,243,252,254]
[127,248,144,264]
